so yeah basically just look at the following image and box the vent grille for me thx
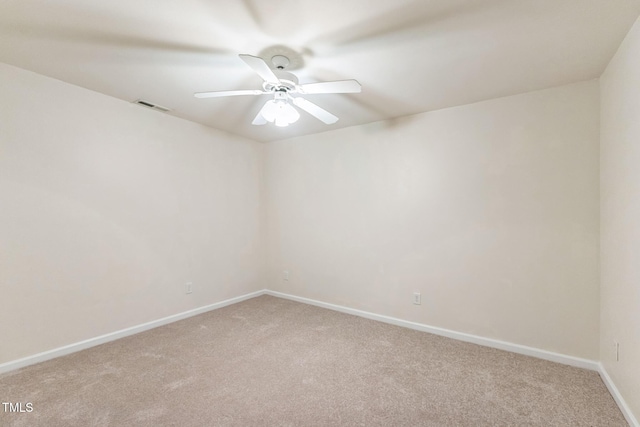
[133,99,172,113]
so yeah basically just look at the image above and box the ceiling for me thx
[1,0,639,142]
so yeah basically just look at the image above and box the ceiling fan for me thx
[194,54,361,127]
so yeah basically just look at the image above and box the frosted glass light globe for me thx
[261,99,300,127]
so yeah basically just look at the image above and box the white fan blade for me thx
[194,89,266,98]
[239,54,281,84]
[297,80,361,95]
[292,97,339,124]
[252,102,269,125]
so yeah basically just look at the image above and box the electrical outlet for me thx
[186,282,193,294]
[283,270,290,281]
[413,292,421,305]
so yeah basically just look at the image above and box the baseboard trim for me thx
[598,364,639,427]
[265,290,599,371]
[3,288,633,424]
[0,290,266,375]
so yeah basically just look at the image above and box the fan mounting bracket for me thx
[271,55,290,70]
[258,45,305,70]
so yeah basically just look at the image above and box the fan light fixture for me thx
[261,92,300,127]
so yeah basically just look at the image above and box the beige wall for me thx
[0,62,603,367]
[266,81,600,360]
[600,16,640,421]
[0,63,266,364]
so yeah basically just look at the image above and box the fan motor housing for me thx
[263,70,298,93]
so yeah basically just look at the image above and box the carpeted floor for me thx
[0,295,628,426]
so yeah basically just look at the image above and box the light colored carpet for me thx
[0,295,628,426]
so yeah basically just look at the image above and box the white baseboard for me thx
[0,288,602,376]
[0,290,266,375]
[0,289,598,374]
[598,364,639,427]
[265,290,600,371]
[5,288,634,425]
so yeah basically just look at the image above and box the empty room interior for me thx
[1,1,639,426]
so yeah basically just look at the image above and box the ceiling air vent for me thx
[133,99,172,113]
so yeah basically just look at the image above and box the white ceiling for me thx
[1,0,639,142]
